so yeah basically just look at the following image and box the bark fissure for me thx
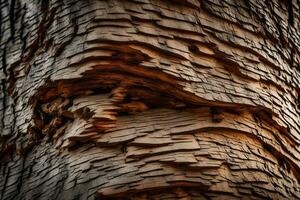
[8,0,16,41]
[0,80,6,133]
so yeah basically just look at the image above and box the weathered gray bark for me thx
[0,0,300,199]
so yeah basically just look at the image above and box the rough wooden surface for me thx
[0,0,300,199]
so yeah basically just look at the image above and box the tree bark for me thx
[0,0,300,199]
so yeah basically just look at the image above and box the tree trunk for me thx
[0,0,300,199]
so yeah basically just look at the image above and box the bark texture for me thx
[0,0,300,199]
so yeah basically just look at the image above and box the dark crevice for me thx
[67,141,86,151]
[286,0,294,26]
[9,0,16,42]
[120,144,127,154]
[2,49,7,76]
[41,0,49,11]
[210,107,224,123]
[0,166,10,199]
[1,80,7,130]
[289,42,295,70]
[0,48,8,136]
[7,67,16,95]
[243,0,253,17]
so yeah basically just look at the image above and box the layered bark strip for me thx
[0,0,300,199]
